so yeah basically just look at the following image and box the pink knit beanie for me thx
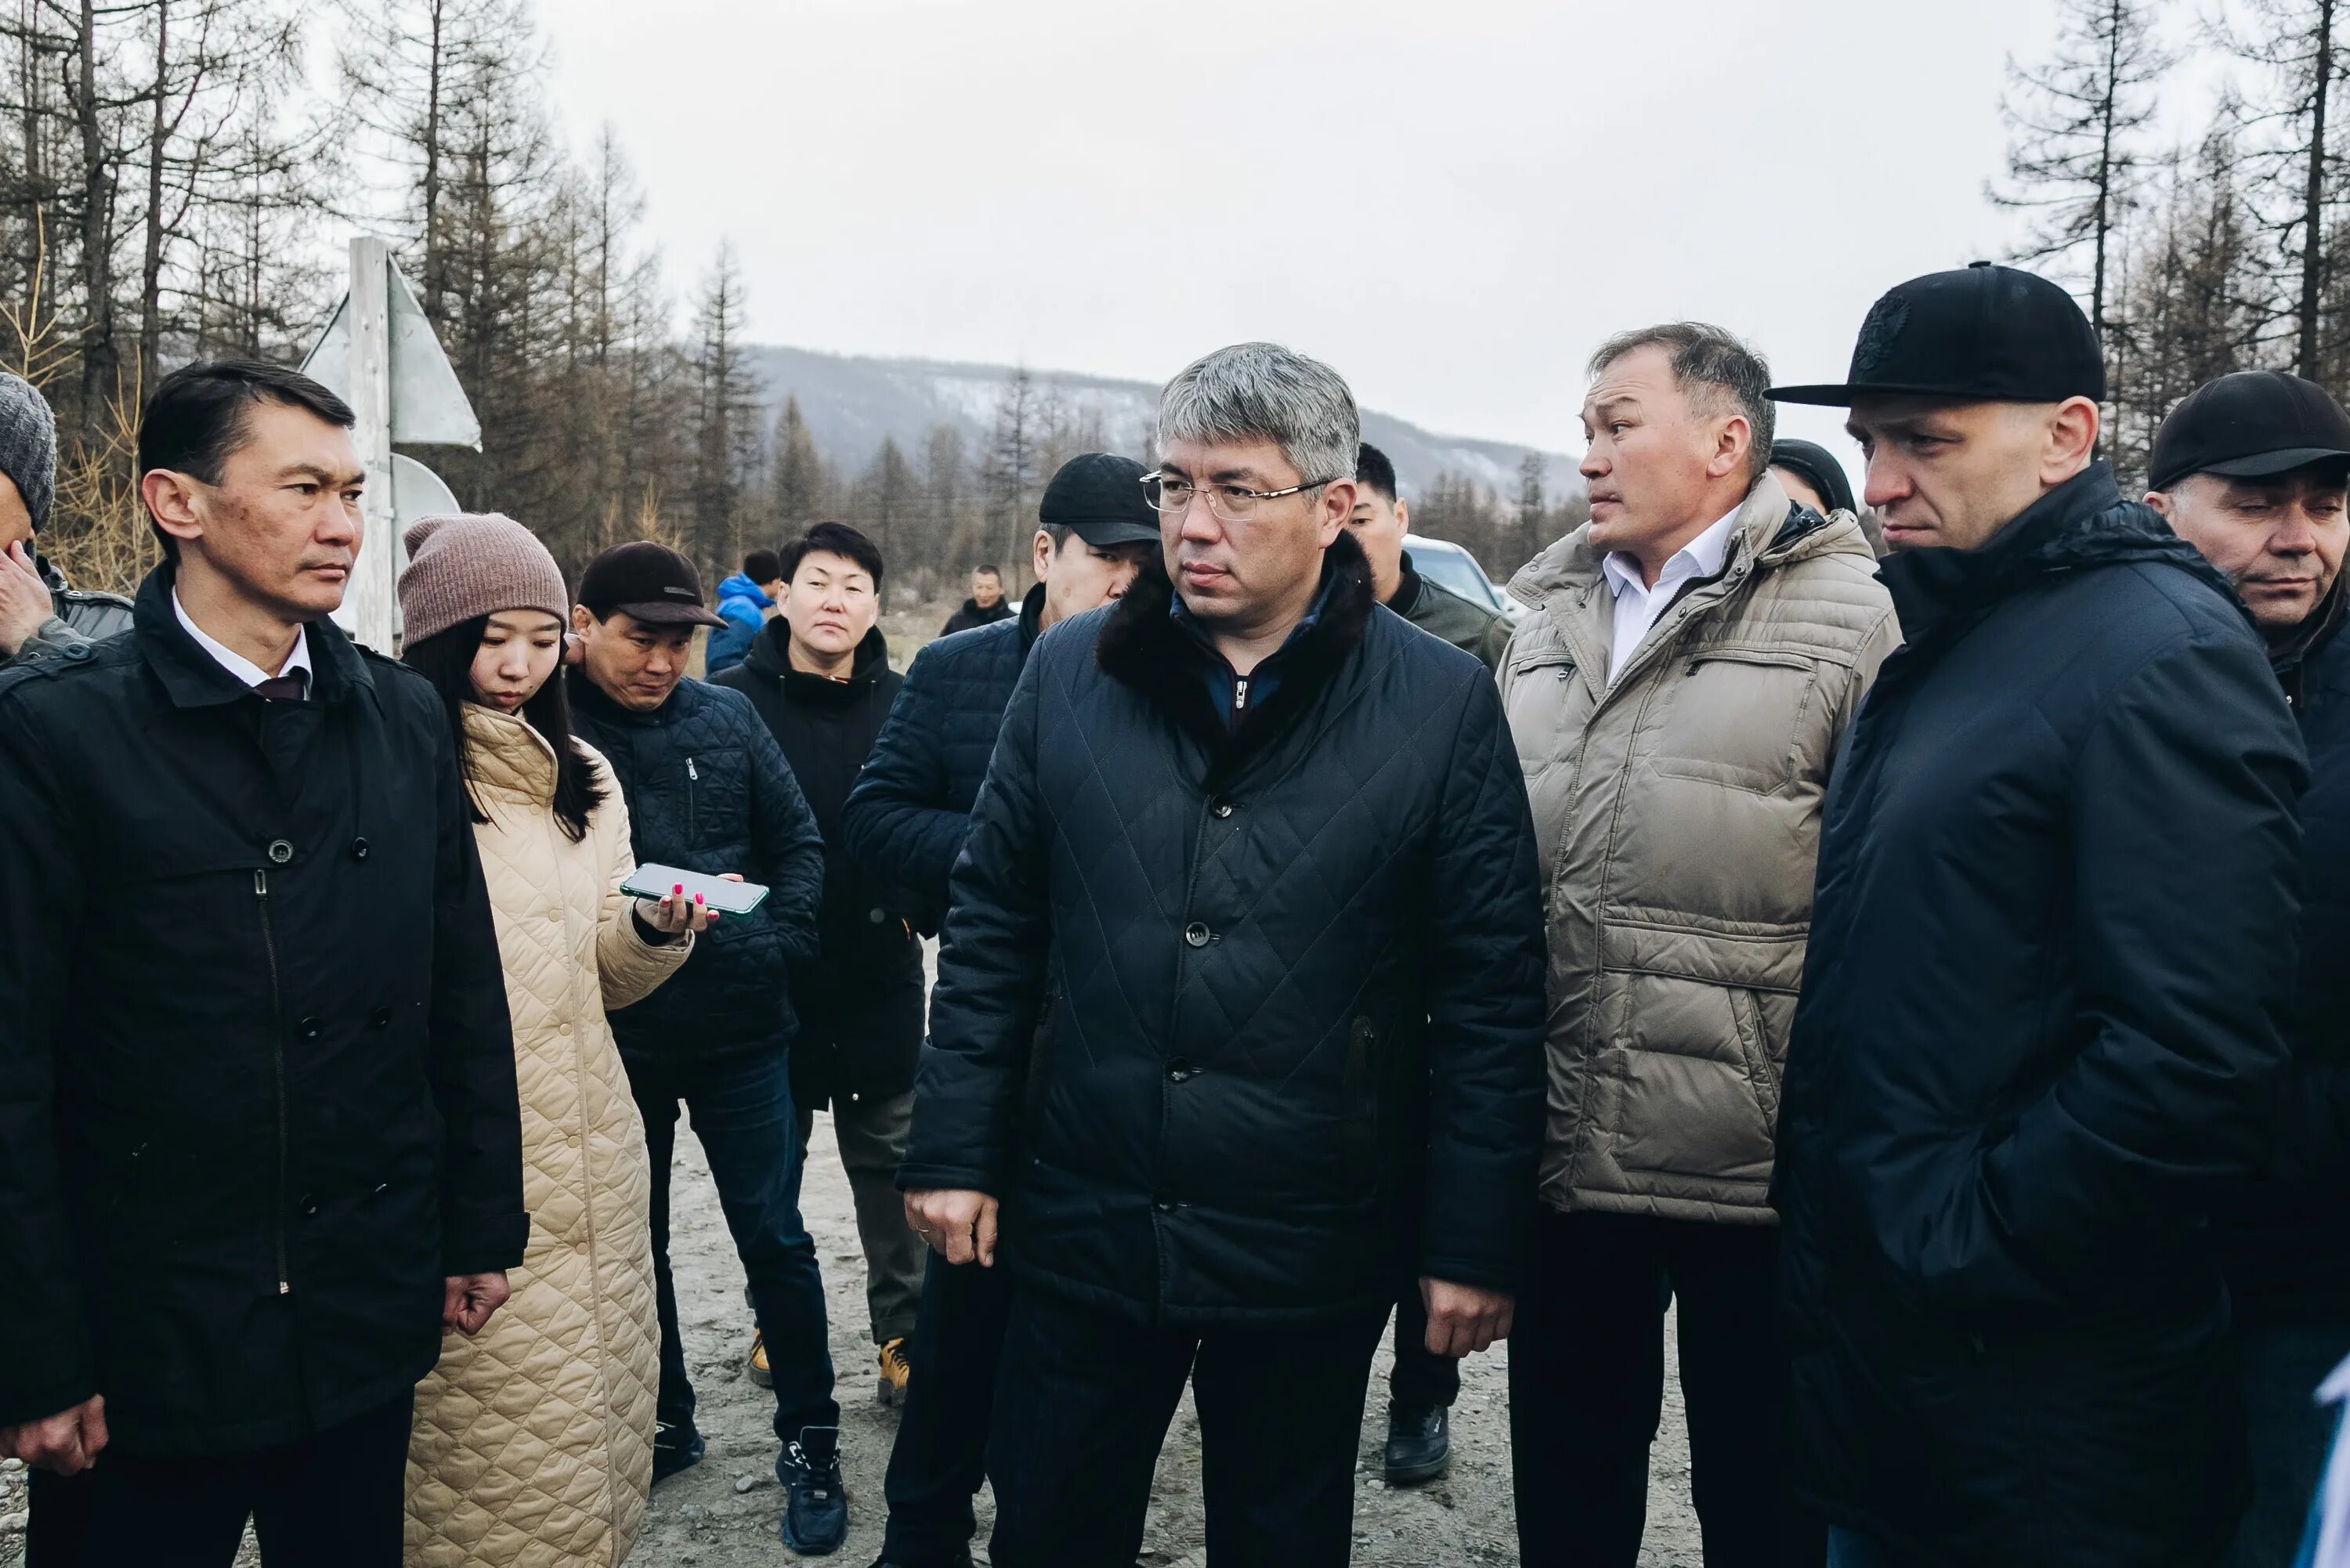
[398,512,571,647]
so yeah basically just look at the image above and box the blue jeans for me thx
[633,1048,838,1441]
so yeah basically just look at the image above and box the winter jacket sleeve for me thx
[743,699,826,963]
[1927,631,2306,1313]
[0,695,99,1425]
[704,598,761,677]
[898,653,1051,1196]
[1414,674,1548,1293]
[426,710,531,1277]
[842,641,973,923]
[590,759,692,1013]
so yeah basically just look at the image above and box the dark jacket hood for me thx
[1878,462,2240,645]
[741,617,891,699]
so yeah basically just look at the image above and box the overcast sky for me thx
[539,0,2085,474]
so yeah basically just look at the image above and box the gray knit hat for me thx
[0,372,56,533]
[398,512,569,647]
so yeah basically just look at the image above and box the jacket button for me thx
[547,907,562,922]
[1183,922,1211,948]
[369,1007,392,1030]
[1167,1058,1195,1082]
[298,1017,323,1041]
[869,907,887,923]
[64,642,89,661]
[349,837,369,861]
[1209,798,1234,818]
[267,839,294,865]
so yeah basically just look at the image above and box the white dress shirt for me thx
[1601,507,1741,685]
[173,590,313,692]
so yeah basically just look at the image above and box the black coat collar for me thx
[1096,529,1376,781]
[131,562,374,710]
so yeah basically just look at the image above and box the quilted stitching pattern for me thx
[405,710,686,1567]
[909,592,1548,1324]
[569,674,826,1060]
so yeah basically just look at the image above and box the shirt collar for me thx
[1601,504,1741,601]
[1170,563,1336,654]
[172,589,313,692]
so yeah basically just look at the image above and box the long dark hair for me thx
[403,614,606,843]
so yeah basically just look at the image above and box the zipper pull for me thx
[687,757,700,780]
[254,869,268,896]
[1232,677,1249,714]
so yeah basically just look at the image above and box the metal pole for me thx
[342,237,398,652]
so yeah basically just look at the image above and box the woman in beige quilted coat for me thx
[396,514,707,1568]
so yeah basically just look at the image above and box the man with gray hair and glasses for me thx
[898,341,1546,1567]
[1502,323,1895,1568]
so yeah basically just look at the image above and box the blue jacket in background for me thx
[705,573,773,676]
[842,585,1042,930]
[568,670,826,1065]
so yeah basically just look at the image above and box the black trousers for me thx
[1508,1209,1819,1568]
[1386,1277,1461,1411]
[987,1284,1386,1568]
[26,1393,413,1568]
[880,1249,1016,1566]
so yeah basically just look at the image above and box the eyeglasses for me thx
[1141,471,1340,523]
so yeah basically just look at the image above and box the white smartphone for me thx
[620,863,770,916]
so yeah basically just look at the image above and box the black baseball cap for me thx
[1039,452,1162,547]
[576,540,727,627]
[2147,370,2350,492]
[1772,262,2106,407]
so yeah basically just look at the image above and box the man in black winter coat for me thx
[713,522,929,1409]
[0,361,525,1568]
[899,343,1547,1568]
[938,565,1013,636]
[2145,370,2350,1568]
[844,454,1159,1568]
[1770,267,2308,1568]
[564,541,845,1554]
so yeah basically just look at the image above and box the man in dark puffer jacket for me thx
[563,541,844,1554]
[901,344,1546,1568]
[844,454,1160,1568]
[1770,267,2306,1568]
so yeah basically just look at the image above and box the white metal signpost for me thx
[298,235,481,653]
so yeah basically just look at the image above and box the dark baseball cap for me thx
[575,540,726,627]
[1039,452,1162,547]
[1772,262,2106,408]
[2147,370,2350,492]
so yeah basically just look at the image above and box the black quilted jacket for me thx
[900,533,1547,1326]
[841,587,1043,929]
[569,671,826,1064]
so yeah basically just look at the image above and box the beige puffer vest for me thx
[405,706,689,1568]
[1500,477,1897,1223]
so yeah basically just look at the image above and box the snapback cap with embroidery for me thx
[1771,262,2106,408]
[575,540,727,627]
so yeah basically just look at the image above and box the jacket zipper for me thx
[686,755,699,837]
[1231,676,1249,721]
[255,869,291,1296]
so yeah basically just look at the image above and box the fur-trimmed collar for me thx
[1096,529,1376,783]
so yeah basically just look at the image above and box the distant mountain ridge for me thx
[743,345,1580,500]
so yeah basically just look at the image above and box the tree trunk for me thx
[2092,0,2120,335]
[2301,0,2334,376]
[76,0,116,417]
[422,0,446,320]
[139,0,170,397]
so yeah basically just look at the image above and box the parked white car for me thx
[1405,535,1526,621]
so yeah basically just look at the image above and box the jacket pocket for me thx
[1649,646,1820,796]
[1728,986,1781,1126]
[1502,649,1589,777]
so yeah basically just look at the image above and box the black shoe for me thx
[1383,1402,1451,1486]
[779,1425,849,1555]
[652,1418,706,1485]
